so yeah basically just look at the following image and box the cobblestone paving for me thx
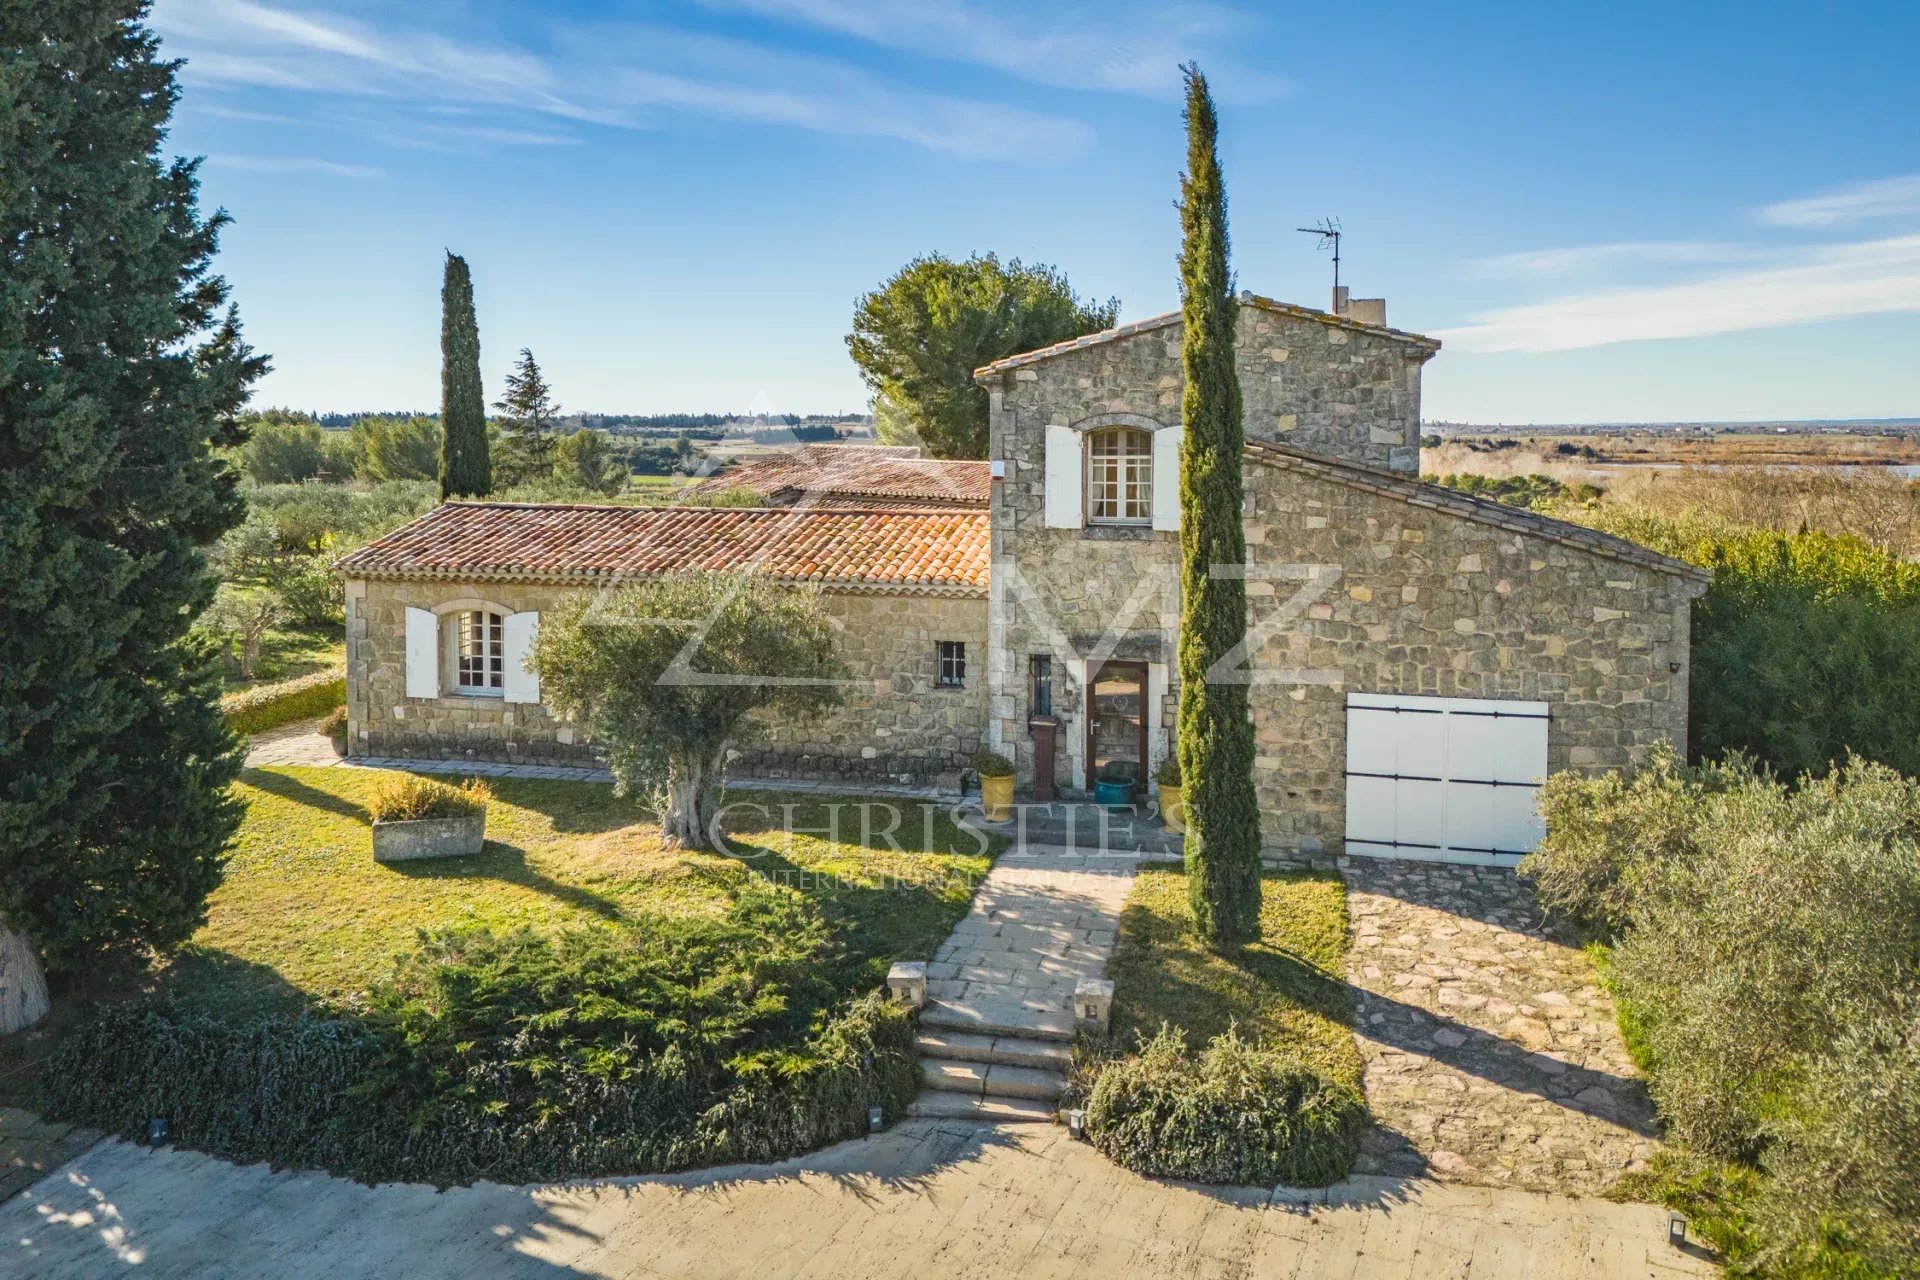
[1342,859,1660,1197]
[1,1109,97,1205]
[4,1120,1715,1278]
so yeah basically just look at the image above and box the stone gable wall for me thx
[346,578,988,785]
[981,303,1435,792]
[1241,462,1699,857]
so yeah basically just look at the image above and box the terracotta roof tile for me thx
[690,444,989,505]
[334,502,989,595]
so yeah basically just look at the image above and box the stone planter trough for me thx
[372,812,486,863]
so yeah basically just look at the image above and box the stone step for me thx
[919,1057,1065,1103]
[905,1092,1056,1124]
[914,1030,1073,1072]
[920,997,1075,1043]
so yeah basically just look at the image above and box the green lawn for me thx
[1103,866,1361,1088]
[162,766,995,1019]
[219,623,345,694]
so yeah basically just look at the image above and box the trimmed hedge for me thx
[221,666,345,737]
[43,989,918,1187]
[1086,1026,1364,1187]
[40,905,923,1187]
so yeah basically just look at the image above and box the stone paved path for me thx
[1342,859,1660,1196]
[0,1109,96,1207]
[922,851,1139,1040]
[4,1119,1715,1278]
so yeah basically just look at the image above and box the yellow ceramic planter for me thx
[980,773,1015,822]
[1158,783,1186,834]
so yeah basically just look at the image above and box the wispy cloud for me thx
[152,0,1093,160]
[1759,173,1920,228]
[205,154,385,178]
[702,0,1287,100]
[1474,240,1768,278]
[1440,234,1920,353]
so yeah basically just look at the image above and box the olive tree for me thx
[530,573,845,848]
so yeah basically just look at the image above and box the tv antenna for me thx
[1296,218,1342,294]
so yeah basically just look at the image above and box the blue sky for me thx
[152,0,1920,423]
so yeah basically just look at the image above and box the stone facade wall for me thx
[1239,460,1702,858]
[982,301,1436,794]
[346,578,988,785]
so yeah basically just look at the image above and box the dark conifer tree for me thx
[0,1,266,1027]
[1174,64,1263,949]
[438,252,490,499]
[494,348,559,483]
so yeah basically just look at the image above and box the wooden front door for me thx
[1086,661,1149,790]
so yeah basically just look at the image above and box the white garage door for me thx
[1343,693,1549,867]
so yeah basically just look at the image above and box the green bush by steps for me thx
[220,667,345,737]
[1086,1025,1364,1188]
[42,895,921,1186]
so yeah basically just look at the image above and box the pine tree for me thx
[494,348,559,484]
[1174,64,1263,950]
[438,252,490,499]
[0,1,266,1029]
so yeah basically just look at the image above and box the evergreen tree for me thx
[438,252,490,499]
[848,254,1118,459]
[0,1,266,1029]
[1174,64,1262,950]
[494,348,559,484]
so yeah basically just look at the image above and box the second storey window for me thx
[938,640,967,688]
[456,609,505,694]
[1087,426,1152,524]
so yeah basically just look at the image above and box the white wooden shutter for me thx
[1151,424,1183,531]
[404,607,439,699]
[1043,424,1082,529]
[503,611,541,705]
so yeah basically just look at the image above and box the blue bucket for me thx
[1092,778,1135,807]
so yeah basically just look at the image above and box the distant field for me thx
[1425,430,1920,480]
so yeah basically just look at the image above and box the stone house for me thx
[336,289,1707,866]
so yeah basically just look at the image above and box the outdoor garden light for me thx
[1065,1109,1086,1140]
[147,1117,168,1147]
[1667,1211,1689,1249]
[867,1105,885,1135]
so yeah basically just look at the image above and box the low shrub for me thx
[1153,757,1181,787]
[42,898,920,1186]
[972,750,1014,777]
[369,775,491,823]
[1086,1026,1364,1187]
[220,666,345,736]
[318,705,348,749]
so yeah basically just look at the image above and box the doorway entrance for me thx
[1085,660,1149,791]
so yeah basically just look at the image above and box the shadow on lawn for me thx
[242,767,369,822]
[382,842,627,921]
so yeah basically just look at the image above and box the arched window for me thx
[455,609,505,694]
[1086,427,1152,524]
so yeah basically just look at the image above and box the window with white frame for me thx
[1086,427,1152,524]
[456,609,505,693]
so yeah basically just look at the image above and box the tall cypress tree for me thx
[0,1,266,1028]
[1174,64,1262,949]
[438,252,490,499]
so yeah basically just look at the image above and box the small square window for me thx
[1030,654,1053,717]
[938,641,967,688]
